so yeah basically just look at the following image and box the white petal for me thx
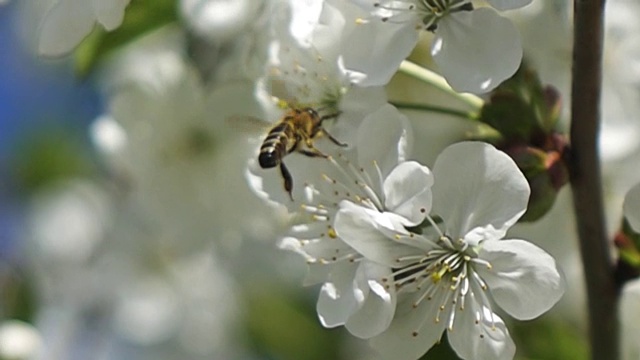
[288,0,324,47]
[383,161,434,225]
[620,279,640,360]
[431,8,523,94]
[304,263,332,286]
[432,142,530,242]
[370,287,449,360]
[333,86,388,144]
[38,0,95,56]
[624,182,640,233]
[476,239,565,320]
[345,262,396,338]
[92,0,130,30]
[316,262,359,328]
[357,104,413,179]
[487,0,533,11]
[342,20,419,86]
[449,304,515,360]
[334,201,418,266]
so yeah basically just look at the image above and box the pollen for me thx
[328,227,337,239]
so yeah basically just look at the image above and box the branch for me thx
[569,1,618,359]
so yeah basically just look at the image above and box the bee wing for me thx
[225,115,272,135]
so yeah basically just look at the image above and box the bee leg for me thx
[280,163,294,201]
[299,148,329,158]
[300,139,330,158]
[322,128,348,147]
[319,112,341,122]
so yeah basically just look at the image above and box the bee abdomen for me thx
[259,124,289,169]
[259,149,279,168]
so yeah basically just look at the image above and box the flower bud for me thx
[501,134,569,222]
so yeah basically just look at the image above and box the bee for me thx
[258,106,346,200]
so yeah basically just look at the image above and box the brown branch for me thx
[569,1,618,359]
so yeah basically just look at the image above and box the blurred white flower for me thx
[623,182,640,233]
[621,182,640,360]
[338,142,564,360]
[93,26,279,254]
[28,180,112,265]
[279,104,412,338]
[37,0,130,56]
[0,320,42,360]
[338,0,526,93]
[180,0,265,43]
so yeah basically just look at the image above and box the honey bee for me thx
[258,106,346,200]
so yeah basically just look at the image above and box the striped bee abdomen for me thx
[259,122,292,169]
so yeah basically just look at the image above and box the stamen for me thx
[300,204,328,215]
[471,257,493,270]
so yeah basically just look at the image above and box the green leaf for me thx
[74,0,178,77]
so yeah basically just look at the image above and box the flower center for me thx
[368,0,473,31]
[390,235,474,293]
[384,233,496,334]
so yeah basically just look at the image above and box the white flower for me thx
[179,0,265,43]
[335,142,565,360]
[247,16,388,207]
[623,182,640,233]
[279,104,414,338]
[621,182,640,360]
[340,0,526,93]
[37,0,130,56]
[93,27,277,254]
[0,320,42,360]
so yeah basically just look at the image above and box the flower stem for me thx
[390,101,478,121]
[568,1,617,360]
[398,61,484,110]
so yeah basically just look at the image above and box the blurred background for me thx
[4,0,640,359]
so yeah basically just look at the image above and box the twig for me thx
[569,1,617,359]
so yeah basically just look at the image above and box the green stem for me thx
[398,61,484,110]
[390,101,478,121]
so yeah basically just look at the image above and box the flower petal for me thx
[334,201,418,266]
[383,161,434,225]
[92,0,129,30]
[370,287,449,360]
[449,304,516,360]
[341,19,419,86]
[624,182,640,233]
[431,8,523,94]
[316,262,359,328]
[345,262,396,338]
[288,0,324,47]
[432,142,530,243]
[476,239,565,320]
[38,0,95,56]
[486,0,533,11]
[357,104,413,179]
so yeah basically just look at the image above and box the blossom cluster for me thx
[234,1,566,358]
[25,0,574,359]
